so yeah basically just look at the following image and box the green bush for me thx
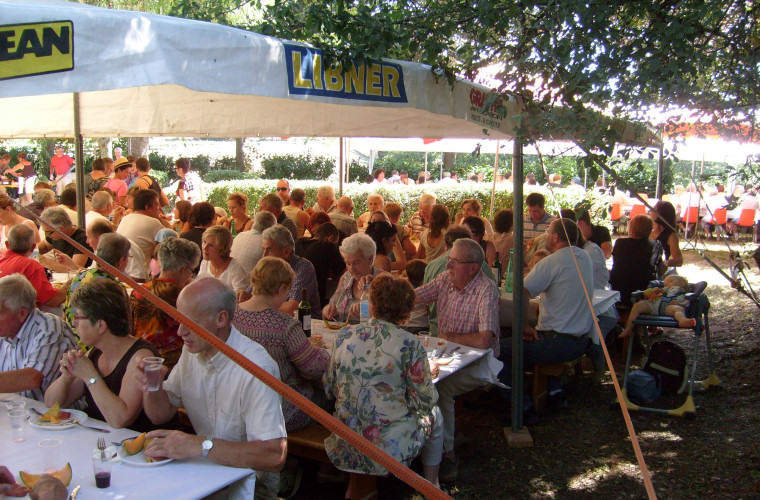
[204,170,257,183]
[261,154,335,180]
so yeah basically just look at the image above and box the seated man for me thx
[312,185,337,214]
[414,238,500,482]
[259,193,298,243]
[231,211,277,276]
[329,196,358,237]
[499,219,594,408]
[0,274,77,400]
[139,278,287,500]
[356,193,384,230]
[0,225,66,307]
[523,193,557,259]
[261,225,321,318]
[38,206,93,270]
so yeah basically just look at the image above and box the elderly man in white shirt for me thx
[139,278,287,500]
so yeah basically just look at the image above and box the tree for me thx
[258,0,760,148]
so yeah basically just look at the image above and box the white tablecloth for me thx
[0,396,253,500]
[499,288,620,327]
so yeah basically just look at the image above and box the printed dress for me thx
[323,318,438,475]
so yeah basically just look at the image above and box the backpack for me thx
[643,340,688,396]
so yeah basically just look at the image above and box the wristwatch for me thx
[87,376,101,386]
[201,438,214,458]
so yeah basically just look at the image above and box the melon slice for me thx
[123,432,147,455]
[19,463,72,488]
[38,403,71,424]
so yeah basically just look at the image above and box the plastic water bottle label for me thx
[302,315,311,331]
[360,301,370,322]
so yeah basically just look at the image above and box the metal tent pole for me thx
[73,92,85,228]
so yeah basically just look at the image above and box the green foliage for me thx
[726,154,760,188]
[203,170,257,183]
[261,154,335,180]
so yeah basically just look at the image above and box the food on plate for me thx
[143,438,168,462]
[323,318,349,330]
[19,463,72,488]
[38,403,71,424]
[123,433,146,455]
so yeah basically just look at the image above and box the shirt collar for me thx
[3,309,39,346]
[200,327,239,371]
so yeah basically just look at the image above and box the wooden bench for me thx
[287,424,378,500]
[530,358,583,415]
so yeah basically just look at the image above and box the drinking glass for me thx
[143,356,165,391]
[9,409,25,443]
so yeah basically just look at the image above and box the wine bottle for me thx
[297,288,311,337]
[492,253,502,288]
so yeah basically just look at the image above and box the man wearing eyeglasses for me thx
[414,237,500,482]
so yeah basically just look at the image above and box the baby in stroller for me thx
[620,275,697,338]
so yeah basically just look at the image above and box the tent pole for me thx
[511,139,525,432]
[73,92,85,228]
[339,137,344,197]
[490,140,500,219]
[655,129,664,199]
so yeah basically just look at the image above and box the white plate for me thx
[29,409,88,430]
[119,448,173,467]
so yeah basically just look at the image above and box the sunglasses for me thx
[276,187,289,192]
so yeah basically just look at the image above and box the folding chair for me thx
[617,281,719,418]
[610,203,623,234]
[728,209,756,241]
[712,208,727,238]
[681,206,699,239]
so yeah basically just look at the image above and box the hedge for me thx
[204,180,605,227]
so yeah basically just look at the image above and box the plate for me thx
[29,409,88,430]
[119,448,173,467]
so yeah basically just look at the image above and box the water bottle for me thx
[503,249,514,294]
[359,283,371,324]
[230,219,237,238]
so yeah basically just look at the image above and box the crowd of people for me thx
[0,148,744,499]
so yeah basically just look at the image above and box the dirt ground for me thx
[294,240,760,499]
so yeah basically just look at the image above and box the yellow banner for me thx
[0,21,73,81]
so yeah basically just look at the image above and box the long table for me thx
[499,288,620,328]
[0,395,253,499]
[311,321,502,385]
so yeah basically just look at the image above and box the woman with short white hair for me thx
[322,233,381,321]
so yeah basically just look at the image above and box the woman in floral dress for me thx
[323,273,443,488]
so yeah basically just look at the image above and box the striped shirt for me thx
[523,212,557,240]
[415,270,500,353]
[0,309,77,401]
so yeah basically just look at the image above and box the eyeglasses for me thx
[448,257,478,265]
[72,315,90,323]
[276,187,289,192]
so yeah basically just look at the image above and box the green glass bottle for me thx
[503,249,514,294]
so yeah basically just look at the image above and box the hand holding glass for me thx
[143,357,165,391]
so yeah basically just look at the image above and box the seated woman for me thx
[172,200,192,234]
[610,214,663,307]
[453,198,494,238]
[322,233,382,322]
[651,201,683,274]
[324,274,443,487]
[0,194,40,248]
[365,220,403,272]
[132,237,200,368]
[492,209,514,270]
[45,279,158,431]
[462,215,497,266]
[222,192,254,233]
[416,204,449,263]
[197,226,249,300]
[233,257,329,432]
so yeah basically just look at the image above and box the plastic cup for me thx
[39,439,63,473]
[143,356,165,391]
[9,409,25,443]
[4,398,25,412]
[91,449,112,488]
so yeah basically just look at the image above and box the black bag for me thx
[643,340,688,395]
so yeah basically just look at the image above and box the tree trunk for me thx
[127,137,149,159]
[96,138,111,159]
[235,138,245,170]
[443,152,456,170]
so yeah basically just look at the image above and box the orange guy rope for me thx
[24,204,452,500]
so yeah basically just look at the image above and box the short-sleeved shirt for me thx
[47,227,92,267]
[0,250,58,305]
[524,246,594,335]
[0,309,77,401]
[104,178,128,200]
[163,328,286,500]
[415,270,500,352]
[523,212,557,240]
[50,155,74,176]
[197,258,250,293]
[288,254,321,318]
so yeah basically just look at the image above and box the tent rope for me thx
[541,184,657,500]
[20,202,452,500]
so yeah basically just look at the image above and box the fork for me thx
[97,437,106,461]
